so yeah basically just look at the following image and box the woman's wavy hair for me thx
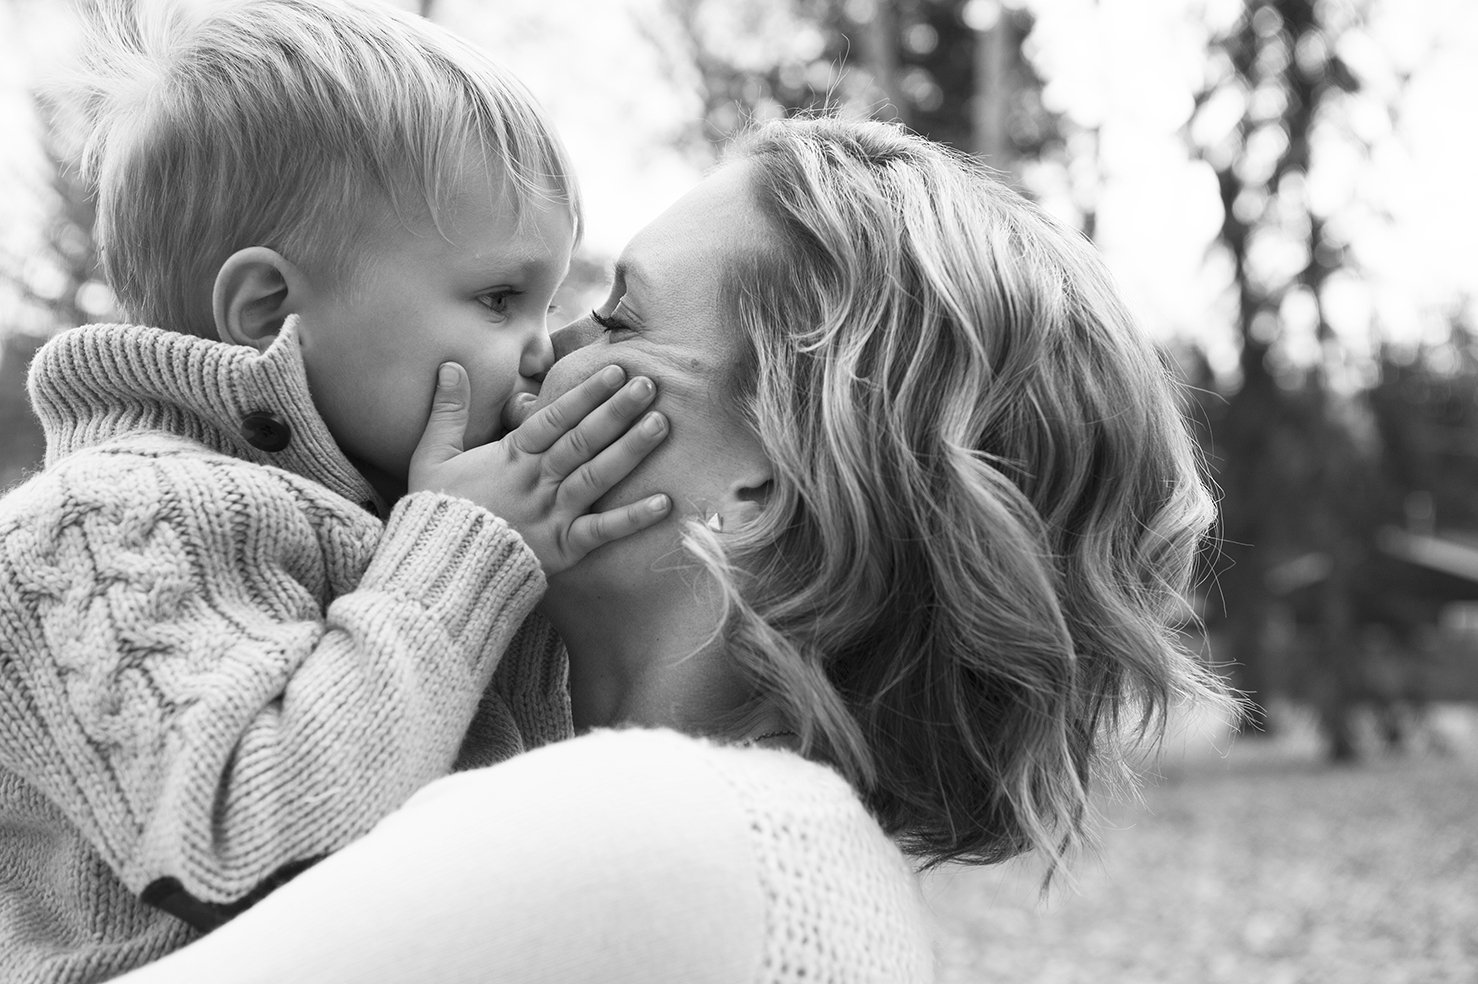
[692,116,1230,872]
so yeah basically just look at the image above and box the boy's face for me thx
[296,171,574,502]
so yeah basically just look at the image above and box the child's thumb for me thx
[410,362,471,470]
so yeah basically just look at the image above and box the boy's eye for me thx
[477,288,521,317]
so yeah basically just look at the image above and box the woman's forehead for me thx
[620,162,768,291]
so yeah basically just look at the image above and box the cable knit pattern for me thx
[0,321,573,984]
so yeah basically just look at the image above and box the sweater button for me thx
[241,411,292,452]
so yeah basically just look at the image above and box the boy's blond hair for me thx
[65,0,580,334]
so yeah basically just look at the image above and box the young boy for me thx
[0,0,670,979]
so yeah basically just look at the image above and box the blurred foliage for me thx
[0,74,114,490]
[1183,0,1478,757]
[2,95,113,334]
[1368,326,1478,533]
[663,0,1054,173]
[2,0,114,335]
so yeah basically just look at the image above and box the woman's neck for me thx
[538,573,748,735]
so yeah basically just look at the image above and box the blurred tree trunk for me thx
[971,10,1011,166]
[849,0,902,124]
[1313,535,1359,759]
[1274,0,1372,759]
[1193,0,1392,757]
[1198,8,1280,732]
[1214,341,1283,732]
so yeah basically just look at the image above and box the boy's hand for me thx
[408,362,671,574]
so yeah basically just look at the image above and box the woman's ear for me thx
[212,247,310,351]
[714,468,774,531]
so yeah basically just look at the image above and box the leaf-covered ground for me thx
[924,705,1478,984]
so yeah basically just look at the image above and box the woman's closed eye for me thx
[591,308,637,338]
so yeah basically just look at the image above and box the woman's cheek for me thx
[529,356,602,417]
[589,439,673,512]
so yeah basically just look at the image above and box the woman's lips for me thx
[501,391,539,432]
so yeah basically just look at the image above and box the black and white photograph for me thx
[1,1,1474,982]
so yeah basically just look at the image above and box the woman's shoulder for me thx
[549,727,938,984]
[695,737,938,983]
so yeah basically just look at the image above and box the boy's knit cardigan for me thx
[0,320,573,984]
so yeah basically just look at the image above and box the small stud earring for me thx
[705,513,724,532]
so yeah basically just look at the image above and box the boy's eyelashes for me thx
[473,289,564,320]
[475,287,521,317]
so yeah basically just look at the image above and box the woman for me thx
[120,116,1228,983]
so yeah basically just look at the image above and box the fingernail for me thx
[601,365,624,386]
[438,363,459,387]
[630,376,654,399]
[640,412,666,436]
[648,494,670,514]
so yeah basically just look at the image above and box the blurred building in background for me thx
[2,0,1475,760]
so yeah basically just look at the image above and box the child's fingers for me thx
[565,494,672,559]
[556,411,669,515]
[409,362,471,472]
[540,376,658,480]
[510,365,626,456]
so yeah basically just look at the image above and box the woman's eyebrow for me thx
[613,260,652,294]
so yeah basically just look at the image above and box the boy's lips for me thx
[501,390,539,432]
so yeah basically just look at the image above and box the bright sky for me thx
[1,0,1474,370]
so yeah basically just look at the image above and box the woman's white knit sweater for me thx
[117,728,939,984]
[0,321,573,984]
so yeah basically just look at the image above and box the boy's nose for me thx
[522,327,555,381]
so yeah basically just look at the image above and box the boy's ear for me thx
[212,247,311,351]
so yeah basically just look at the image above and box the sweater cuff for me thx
[366,491,545,656]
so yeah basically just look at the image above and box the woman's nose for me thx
[551,319,600,361]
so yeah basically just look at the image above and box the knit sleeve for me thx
[454,612,571,772]
[0,441,545,914]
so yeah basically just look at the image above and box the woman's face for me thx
[534,162,775,586]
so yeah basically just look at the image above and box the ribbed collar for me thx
[27,316,382,515]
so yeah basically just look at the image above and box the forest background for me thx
[1,1,1476,981]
